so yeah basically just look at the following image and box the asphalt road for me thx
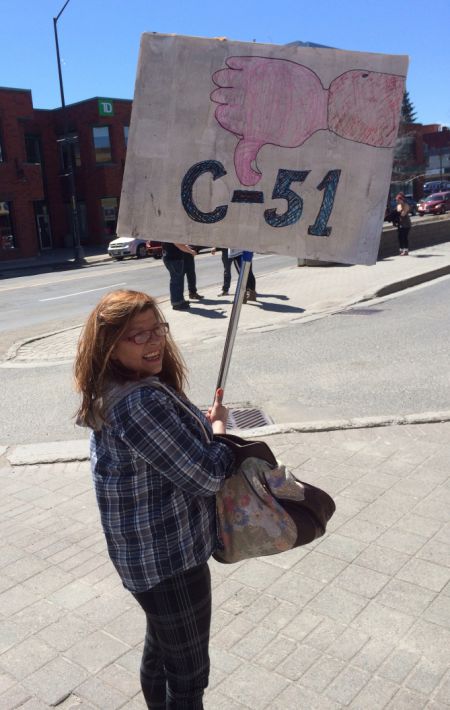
[1,272,449,445]
[0,252,295,358]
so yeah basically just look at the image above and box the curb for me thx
[4,410,450,466]
[0,255,111,277]
[373,264,450,299]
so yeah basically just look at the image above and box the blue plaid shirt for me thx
[90,381,235,592]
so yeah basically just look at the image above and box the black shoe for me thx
[246,289,257,301]
[172,301,190,311]
[218,289,229,296]
[188,292,203,300]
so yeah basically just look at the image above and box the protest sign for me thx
[118,34,408,265]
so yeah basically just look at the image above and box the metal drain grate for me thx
[227,407,274,430]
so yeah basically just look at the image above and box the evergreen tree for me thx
[401,90,417,124]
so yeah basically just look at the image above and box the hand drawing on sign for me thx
[211,56,405,186]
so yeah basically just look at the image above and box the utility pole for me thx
[53,0,84,263]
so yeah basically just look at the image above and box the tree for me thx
[401,90,417,124]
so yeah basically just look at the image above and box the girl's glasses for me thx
[125,323,169,344]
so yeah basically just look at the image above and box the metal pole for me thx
[215,251,253,393]
[53,1,84,263]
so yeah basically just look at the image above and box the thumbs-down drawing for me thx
[211,56,405,186]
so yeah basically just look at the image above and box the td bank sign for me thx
[98,99,114,117]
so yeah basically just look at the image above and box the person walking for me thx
[394,193,412,256]
[74,289,235,709]
[211,247,232,296]
[161,242,201,310]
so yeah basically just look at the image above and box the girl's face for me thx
[112,308,166,377]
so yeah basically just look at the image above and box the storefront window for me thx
[93,126,112,163]
[101,197,118,237]
[0,201,16,250]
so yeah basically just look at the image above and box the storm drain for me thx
[226,407,274,430]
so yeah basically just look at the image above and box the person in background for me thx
[211,247,232,296]
[74,289,235,709]
[161,242,201,310]
[394,193,412,256]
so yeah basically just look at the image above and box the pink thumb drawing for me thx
[210,56,405,186]
[211,57,328,186]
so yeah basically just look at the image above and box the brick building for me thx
[0,87,131,261]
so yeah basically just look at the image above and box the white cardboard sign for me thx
[118,34,408,265]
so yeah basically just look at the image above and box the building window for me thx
[25,134,42,164]
[93,126,112,163]
[101,197,118,237]
[123,126,129,147]
[59,132,81,172]
[0,134,4,162]
[0,201,16,250]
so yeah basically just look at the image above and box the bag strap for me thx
[214,433,277,468]
[103,376,211,443]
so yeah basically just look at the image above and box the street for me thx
[0,252,294,356]
[1,260,449,444]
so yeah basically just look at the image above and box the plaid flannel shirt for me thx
[90,382,235,592]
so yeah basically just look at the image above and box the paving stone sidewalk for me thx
[1,422,450,709]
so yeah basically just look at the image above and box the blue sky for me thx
[4,0,450,126]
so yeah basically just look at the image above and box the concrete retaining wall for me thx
[378,214,450,259]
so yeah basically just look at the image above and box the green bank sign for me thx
[98,99,114,117]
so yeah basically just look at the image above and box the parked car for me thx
[108,236,148,260]
[417,192,450,216]
[145,240,163,258]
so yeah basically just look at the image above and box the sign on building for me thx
[98,98,114,117]
[118,34,408,265]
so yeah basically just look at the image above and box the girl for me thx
[74,289,235,709]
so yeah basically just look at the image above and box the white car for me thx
[108,236,148,260]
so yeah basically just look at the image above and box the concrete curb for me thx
[373,264,450,299]
[4,410,450,465]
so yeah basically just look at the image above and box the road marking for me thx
[39,282,126,302]
[0,259,161,294]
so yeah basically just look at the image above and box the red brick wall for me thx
[0,89,131,260]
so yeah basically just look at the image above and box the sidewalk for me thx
[1,240,450,708]
[0,423,449,709]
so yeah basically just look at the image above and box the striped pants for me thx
[132,563,212,709]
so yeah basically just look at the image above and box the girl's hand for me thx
[206,388,228,434]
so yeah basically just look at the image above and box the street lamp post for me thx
[53,0,84,263]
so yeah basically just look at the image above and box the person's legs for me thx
[163,258,186,306]
[246,265,256,294]
[137,616,167,708]
[398,227,410,253]
[183,254,197,295]
[233,257,256,301]
[221,249,231,293]
[133,563,212,710]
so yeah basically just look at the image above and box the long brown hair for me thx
[74,289,187,428]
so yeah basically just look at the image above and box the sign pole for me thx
[215,250,253,394]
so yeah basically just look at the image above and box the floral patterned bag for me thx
[213,434,336,564]
[140,382,335,565]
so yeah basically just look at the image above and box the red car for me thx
[145,240,163,258]
[417,192,450,216]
